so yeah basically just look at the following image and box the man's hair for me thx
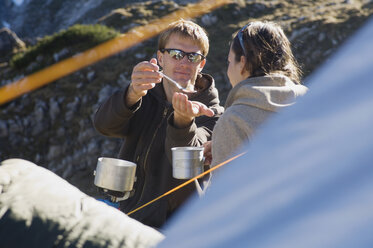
[158,19,209,57]
[232,21,302,84]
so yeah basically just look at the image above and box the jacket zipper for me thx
[144,107,168,170]
[138,107,168,207]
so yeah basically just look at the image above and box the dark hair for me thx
[232,21,302,84]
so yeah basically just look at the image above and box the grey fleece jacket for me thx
[211,74,308,167]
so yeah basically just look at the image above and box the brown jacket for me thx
[93,74,223,228]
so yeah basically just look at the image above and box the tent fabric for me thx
[0,159,164,248]
[159,17,373,248]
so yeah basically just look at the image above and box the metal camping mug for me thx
[171,147,204,179]
[94,157,136,193]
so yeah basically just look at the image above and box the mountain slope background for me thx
[1,0,372,198]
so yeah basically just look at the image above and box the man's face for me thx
[157,34,206,89]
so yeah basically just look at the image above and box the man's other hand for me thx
[172,92,214,128]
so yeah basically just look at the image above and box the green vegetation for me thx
[10,24,120,70]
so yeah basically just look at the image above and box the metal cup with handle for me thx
[171,147,204,179]
[94,157,136,203]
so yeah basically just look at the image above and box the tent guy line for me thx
[127,151,247,216]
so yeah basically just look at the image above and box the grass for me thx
[10,24,120,71]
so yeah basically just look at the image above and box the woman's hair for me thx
[158,19,209,57]
[232,21,302,84]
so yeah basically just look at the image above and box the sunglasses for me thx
[160,48,205,63]
[237,23,249,57]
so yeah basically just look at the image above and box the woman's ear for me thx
[240,55,247,74]
[240,55,251,78]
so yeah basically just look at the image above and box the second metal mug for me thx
[171,147,204,179]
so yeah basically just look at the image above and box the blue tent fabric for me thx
[159,17,373,248]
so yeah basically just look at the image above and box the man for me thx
[93,19,224,228]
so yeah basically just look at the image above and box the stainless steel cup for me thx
[94,157,136,193]
[171,147,204,179]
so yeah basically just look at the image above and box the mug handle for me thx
[194,179,205,197]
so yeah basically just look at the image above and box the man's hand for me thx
[172,92,214,128]
[203,141,212,166]
[126,58,162,107]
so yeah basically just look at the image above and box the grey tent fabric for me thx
[0,159,164,248]
[159,17,373,248]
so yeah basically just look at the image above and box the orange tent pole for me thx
[0,0,233,106]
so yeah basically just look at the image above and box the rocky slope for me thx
[0,0,372,198]
[0,0,199,40]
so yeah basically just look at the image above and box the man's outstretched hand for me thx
[126,58,162,107]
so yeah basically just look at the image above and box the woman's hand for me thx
[203,141,212,166]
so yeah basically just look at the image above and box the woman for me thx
[204,21,308,167]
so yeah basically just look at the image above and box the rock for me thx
[65,97,80,122]
[87,70,95,82]
[117,72,129,87]
[97,85,118,104]
[201,14,218,27]
[8,118,22,133]
[31,100,48,136]
[0,28,25,62]
[49,98,61,122]
[46,145,63,161]
[0,121,8,138]
[53,48,70,62]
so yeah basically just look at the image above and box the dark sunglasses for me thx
[237,23,249,57]
[160,48,205,63]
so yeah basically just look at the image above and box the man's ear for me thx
[199,59,206,72]
[157,50,164,67]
